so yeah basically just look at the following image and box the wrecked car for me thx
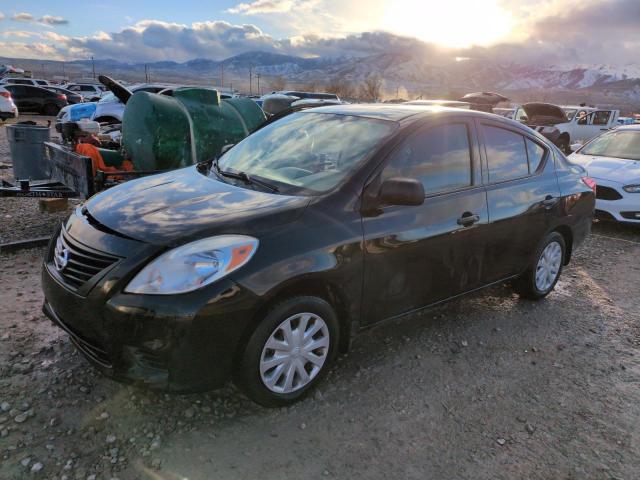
[519,103,620,153]
[42,105,595,406]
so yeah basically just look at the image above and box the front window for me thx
[579,130,640,161]
[215,112,397,194]
[563,109,577,121]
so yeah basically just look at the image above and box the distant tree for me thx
[301,80,320,92]
[325,76,356,99]
[360,75,383,102]
[269,75,287,92]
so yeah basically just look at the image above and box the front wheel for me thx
[513,232,566,300]
[236,296,339,407]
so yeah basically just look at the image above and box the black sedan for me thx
[42,105,595,406]
[45,85,83,105]
[4,84,68,115]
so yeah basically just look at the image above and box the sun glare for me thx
[382,0,513,48]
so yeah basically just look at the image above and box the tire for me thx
[236,296,339,407]
[43,104,59,116]
[513,231,566,300]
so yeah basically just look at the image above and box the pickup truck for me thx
[514,103,620,153]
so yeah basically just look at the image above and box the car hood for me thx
[522,103,567,125]
[569,153,640,184]
[85,166,311,246]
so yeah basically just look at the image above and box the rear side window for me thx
[383,123,472,194]
[526,139,546,172]
[483,125,529,182]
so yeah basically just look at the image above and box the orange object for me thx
[75,143,134,178]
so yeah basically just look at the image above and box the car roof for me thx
[304,103,509,123]
[4,83,52,92]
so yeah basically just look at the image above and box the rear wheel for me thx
[43,103,59,116]
[236,296,339,407]
[513,231,565,300]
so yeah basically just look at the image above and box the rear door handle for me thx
[457,212,480,227]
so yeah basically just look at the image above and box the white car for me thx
[569,125,640,223]
[517,103,619,153]
[0,77,50,87]
[56,84,173,125]
[64,83,106,102]
[0,86,18,120]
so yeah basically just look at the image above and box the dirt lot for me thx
[1,118,640,480]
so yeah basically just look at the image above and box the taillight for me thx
[0,91,11,98]
[57,94,67,100]
[582,176,596,193]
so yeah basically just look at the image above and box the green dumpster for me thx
[122,88,266,171]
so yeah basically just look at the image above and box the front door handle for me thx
[542,195,559,209]
[457,212,480,227]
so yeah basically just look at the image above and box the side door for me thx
[478,120,561,281]
[7,86,29,110]
[361,119,490,324]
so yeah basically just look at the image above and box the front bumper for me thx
[593,179,640,224]
[41,216,261,392]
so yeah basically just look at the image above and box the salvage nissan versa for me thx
[42,105,595,406]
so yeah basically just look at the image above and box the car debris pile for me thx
[1,76,267,199]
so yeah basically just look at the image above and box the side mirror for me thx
[221,144,235,155]
[379,177,425,206]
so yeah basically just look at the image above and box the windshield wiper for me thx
[213,159,279,193]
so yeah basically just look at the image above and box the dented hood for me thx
[522,103,567,124]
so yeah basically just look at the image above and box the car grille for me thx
[54,229,119,289]
[595,185,623,201]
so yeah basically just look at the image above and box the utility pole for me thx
[249,66,253,95]
[144,64,149,83]
[91,56,96,79]
[220,63,224,89]
[255,73,261,96]
[62,62,66,81]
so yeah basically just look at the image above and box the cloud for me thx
[40,15,69,26]
[0,12,5,21]
[1,0,639,66]
[10,12,68,26]
[227,0,298,14]
[11,12,34,22]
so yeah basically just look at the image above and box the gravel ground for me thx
[1,116,640,480]
[0,225,639,480]
[0,116,79,244]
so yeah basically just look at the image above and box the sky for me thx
[0,0,638,65]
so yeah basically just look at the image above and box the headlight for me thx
[541,126,558,134]
[623,184,640,193]
[125,235,258,295]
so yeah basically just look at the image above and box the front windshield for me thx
[215,112,397,194]
[99,92,117,103]
[580,130,640,161]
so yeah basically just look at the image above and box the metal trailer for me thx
[0,142,159,199]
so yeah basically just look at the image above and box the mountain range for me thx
[2,51,640,109]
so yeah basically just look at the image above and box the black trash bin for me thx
[6,123,51,181]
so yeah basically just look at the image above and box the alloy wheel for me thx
[259,312,330,394]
